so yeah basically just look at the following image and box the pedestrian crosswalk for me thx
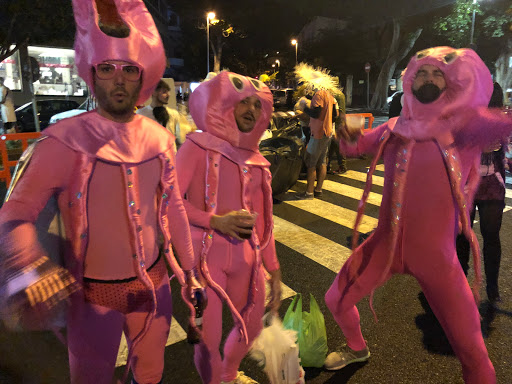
[117,165,512,367]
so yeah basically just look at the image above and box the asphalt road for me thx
[0,117,511,383]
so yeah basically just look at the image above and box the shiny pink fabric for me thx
[188,72,273,151]
[0,111,196,382]
[177,71,278,382]
[72,0,166,105]
[328,47,512,383]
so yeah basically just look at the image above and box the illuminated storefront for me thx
[0,50,22,91]
[0,46,87,97]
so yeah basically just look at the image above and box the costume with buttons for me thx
[0,1,196,383]
[176,72,280,383]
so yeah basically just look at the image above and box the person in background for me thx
[295,87,338,199]
[327,87,347,174]
[456,82,507,305]
[388,91,404,119]
[0,77,17,133]
[137,80,181,151]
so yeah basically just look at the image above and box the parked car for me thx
[49,98,96,125]
[15,99,80,132]
[271,88,295,111]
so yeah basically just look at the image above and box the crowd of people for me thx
[0,1,511,384]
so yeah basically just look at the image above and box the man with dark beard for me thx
[325,47,512,383]
[411,64,446,103]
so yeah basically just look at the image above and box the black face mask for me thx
[412,83,444,104]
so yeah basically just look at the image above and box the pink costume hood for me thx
[395,46,493,140]
[188,71,273,151]
[72,0,166,105]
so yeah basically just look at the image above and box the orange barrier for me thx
[347,113,374,130]
[0,132,42,186]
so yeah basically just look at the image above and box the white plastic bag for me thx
[250,314,305,384]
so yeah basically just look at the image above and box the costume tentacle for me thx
[439,144,482,301]
[120,163,157,383]
[238,164,262,332]
[198,151,249,344]
[350,131,390,250]
[259,168,274,250]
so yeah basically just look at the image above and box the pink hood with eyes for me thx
[395,47,493,140]
[188,71,273,151]
[72,0,166,105]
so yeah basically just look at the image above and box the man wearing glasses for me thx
[0,1,203,383]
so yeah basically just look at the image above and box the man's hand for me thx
[185,269,207,310]
[266,269,282,316]
[337,115,363,143]
[210,210,257,241]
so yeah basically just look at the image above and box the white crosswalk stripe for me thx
[296,179,382,206]
[336,169,384,186]
[272,216,352,273]
[286,189,378,233]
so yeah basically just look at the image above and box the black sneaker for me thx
[294,191,314,200]
[314,190,323,197]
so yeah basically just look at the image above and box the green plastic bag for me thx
[282,293,328,368]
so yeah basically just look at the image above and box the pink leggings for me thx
[194,250,266,384]
[325,234,496,384]
[67,276,172,384]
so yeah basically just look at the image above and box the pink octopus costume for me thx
[0,1,197,383]
[176,72,280,383]
[325,47,512,383]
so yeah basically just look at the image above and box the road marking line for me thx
[296,180,382,206]
[273,216,352,273]
[336,169,384,187]
[285,191,378,233]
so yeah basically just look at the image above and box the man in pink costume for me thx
[0,1,203,383]
[324,47,512,383]
[176,72,282,384]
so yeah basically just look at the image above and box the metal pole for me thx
[366,72,370,109]
[207,18,210,74]
[27,57,40,132]
[470,9,476,45]
[470,0,476,46]
[295,44,298,66]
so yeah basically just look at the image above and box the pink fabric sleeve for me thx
[455,107,512,150]
[261,233,279,272]
[340,122,389,157]
[166,151,197,270]
[175,141,214,229]
[0,138,74,274]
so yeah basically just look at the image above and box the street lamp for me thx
[291,39,298,66]
[207,11,216,74]
[470,0,477,46]
[275,59,280,69]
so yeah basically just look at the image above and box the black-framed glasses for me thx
[93,63,142,81]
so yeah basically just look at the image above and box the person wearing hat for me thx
[176,71,282,384]
[0,1,204,383]
[325,47,512,383]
